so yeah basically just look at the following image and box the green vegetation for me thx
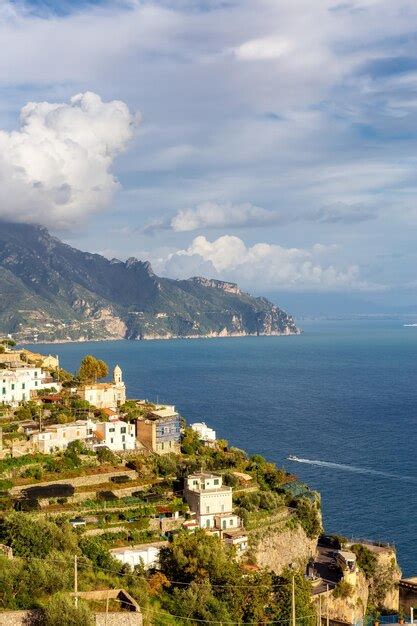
[44,593,93,626]
[351,544,378,579]
[333,580,354,599]
[293,498,322,539]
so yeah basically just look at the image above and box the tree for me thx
[0,513,77,558]
[44,593,94,626]
[272,568,316,626]
[77,355,108,383]
[159,529,240,585]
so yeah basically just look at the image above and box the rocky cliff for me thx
[0,221,299,342]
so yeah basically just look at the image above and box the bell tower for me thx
[113,365,123,385]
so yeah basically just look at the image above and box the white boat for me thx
[403,324,417,327]
[287,455,299,461]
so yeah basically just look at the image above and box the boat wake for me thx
[287,456,417,483]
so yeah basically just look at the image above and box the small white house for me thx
[109,542,166,570]
[223,531,249,556]
[190,422,216,443]
[94,420,136,451]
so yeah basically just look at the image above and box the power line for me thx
[23,556,294,589]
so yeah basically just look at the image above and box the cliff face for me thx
[253,523,318,575]
[0,221,299,342]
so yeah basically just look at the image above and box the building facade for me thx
[190,422,216,443]
[94,420,136,451]
[0,366,60,406]
[31,420,92,453]
[110,542,166,570]
[77,365,126,409]
[136,405,181,454]
[184,472,240,530]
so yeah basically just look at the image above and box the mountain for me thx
[0,222,299,342]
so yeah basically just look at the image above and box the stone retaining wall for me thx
[11,470,138,495]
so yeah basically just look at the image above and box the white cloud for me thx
[170,201,279,231]
[155,235,382,292]
[0,91,137,227]
[144,200,376,234]
[234,36,293,61]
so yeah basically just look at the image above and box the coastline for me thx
[20,328,302,346]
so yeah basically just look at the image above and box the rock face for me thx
[253,523,318,575]
[0,221,300,342]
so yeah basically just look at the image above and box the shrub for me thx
[333,580,354,599]
[96,447,118,465]
[44,593,94,626]
[350,544,378,579]
[295,499,322,539]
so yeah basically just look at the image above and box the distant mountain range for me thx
[0,222,299,342]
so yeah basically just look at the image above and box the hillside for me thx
[0,221,299,342]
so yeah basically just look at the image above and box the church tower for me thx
[113,365,123,385]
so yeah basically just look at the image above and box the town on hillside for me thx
[0,338,414,626]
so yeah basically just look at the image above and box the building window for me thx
[110,438,114,444]
[206,519,210,528]
[221,504,224,512]
[214,479,219,485]
[120,427,126,434]
[230,519,233,526]
[206,506,210,514]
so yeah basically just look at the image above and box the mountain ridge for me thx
[0,221,299,342]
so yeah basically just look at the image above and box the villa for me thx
[184,472,241,530]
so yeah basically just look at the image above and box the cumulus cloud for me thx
[155,235,382,292]
[0,91,137,227]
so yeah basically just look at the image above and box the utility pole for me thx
[326,584,329,626]
[105,591,109,626]
[318,593,322,626]
[74,555,78,608]
[291,574,296,626]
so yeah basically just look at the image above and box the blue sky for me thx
[2,0,417,308]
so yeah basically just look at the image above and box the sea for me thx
[25,319,417,575]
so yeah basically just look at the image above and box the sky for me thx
[1,0,417,312]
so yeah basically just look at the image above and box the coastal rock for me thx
[253,523,318,575]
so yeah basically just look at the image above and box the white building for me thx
[109,543,165,570]
[184,472,240,530]
[190,422,216,443]
[31,419,93,454]
[0,366,61,407]
[223,531,249,557]
[94,420,136,451]
[30,418,135,454]
[77,365,126,409]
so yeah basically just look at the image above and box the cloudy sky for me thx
[1,0,417,309]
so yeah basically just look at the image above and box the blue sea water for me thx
[26,319,417,575]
